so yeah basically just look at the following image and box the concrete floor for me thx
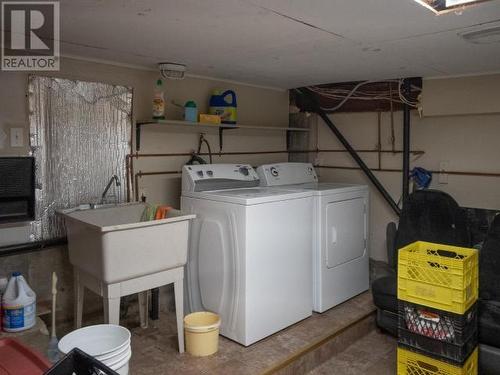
[308,329,397,375]
[127,291,376,374]
[12,291,397,374]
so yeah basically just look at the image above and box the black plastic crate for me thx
[398,300,478,364]
[398,328,477,365]
[399,300,477,345]
[44,348,119,375]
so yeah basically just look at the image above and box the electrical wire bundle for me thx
[307,79,420,112]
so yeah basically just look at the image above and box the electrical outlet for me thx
[10,128,23,147]
[439,161,449,184]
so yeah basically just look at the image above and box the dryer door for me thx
[325,197,366,268]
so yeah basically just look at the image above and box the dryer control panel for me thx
[257,163,318,186]
[182,164,259,192]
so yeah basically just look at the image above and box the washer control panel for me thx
[185,164,258,181]
[256,163,318,186]
[182,164,260,192]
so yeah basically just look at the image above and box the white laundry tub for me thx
[61,203,195,283]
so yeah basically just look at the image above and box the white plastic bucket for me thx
[108,349,132,375]
[100,346,131,365]
[58,324,130,356]
[95,340,130,361]
[58,324,131,374]
[103,346,131,366]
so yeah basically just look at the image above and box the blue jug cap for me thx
[12,272,21,277]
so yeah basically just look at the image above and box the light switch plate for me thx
[10,127,24,147]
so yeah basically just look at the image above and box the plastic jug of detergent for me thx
[2,272,37,332]
[209,90,237,124]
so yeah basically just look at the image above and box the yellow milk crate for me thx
[398,241,478,314]
[397,346,478,375]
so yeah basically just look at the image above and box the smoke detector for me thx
[158,62,186,80]
[460,26,500,44]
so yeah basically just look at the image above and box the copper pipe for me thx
[130,154,135,201]
[317,149,424,154]
[134,172,139,202]
[129,148,424,201]
[127,149,424,158]
[317,165,500,178]
[125,155,130,202]
[128,111,135,201]
[427,170,500,178]
[137,170,182,177]
[130,150,296,158]
[134,170,182,202]
[317,165,398,172]
[377,112,382,170]
[389,83,395,153]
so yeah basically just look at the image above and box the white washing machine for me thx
[257,162,369,313]
[181,164,313,346]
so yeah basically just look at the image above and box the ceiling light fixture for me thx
[158,62,186,80]
[413,0,493,14]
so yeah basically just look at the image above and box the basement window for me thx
[29,76,132,241]
[414,0,494,14]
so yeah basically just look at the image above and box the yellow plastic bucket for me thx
[184,312,221,357]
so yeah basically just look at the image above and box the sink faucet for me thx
[101,175,121,204]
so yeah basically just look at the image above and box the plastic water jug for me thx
[184,100,198,122]
[2,272,37,332]
[209,90,237,124]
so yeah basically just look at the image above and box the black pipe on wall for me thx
[402,79,411,206]
[297,88,401,216]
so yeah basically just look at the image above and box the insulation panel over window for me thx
[29,76,132,241]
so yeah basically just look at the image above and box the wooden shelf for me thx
[135,119,310,151]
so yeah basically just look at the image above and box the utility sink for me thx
[60,203,195,284]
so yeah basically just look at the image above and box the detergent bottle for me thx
[2,272,37,332]
[209,90,237,124]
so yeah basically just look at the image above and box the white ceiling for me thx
[53,0,500,88]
